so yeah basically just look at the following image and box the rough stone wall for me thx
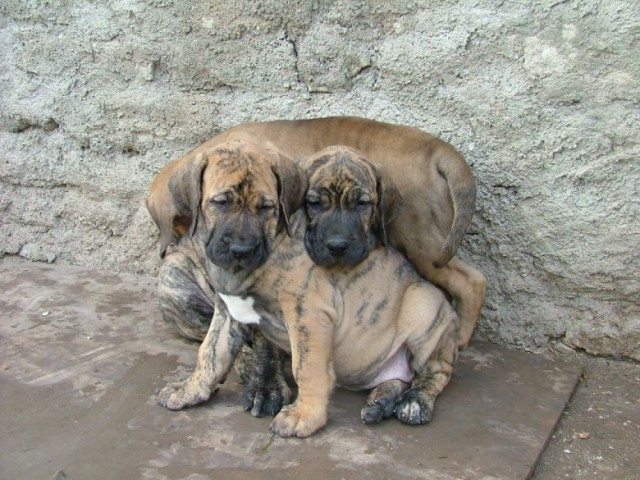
[1,1,638,359]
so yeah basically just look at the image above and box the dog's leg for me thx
[361,379,409,425]
[269,301,335,438]
[394,283,459,425]
[157,251,216,341]
[412,255,486,350]
[158,298,249,410]
[158,251,293,414]
[235,330,293,417]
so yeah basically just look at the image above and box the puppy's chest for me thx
[218,293,262,324]
[218,292,288,338]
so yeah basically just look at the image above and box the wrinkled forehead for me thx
[202,144,277,195]
[308,148,377,193]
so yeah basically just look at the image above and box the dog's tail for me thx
[433,142,477,268]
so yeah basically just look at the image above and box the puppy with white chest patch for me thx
[158,141,460,438]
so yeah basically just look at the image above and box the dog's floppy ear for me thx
[375,171,403,246]
[268,150,307,236]
[146,185,176,259]
[168,152,208,238]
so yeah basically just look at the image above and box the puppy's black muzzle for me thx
[325,236,350,257]
[207,233,267,272]
[229,242,256,259]
[305,212,371,266]
[205,215,269,273]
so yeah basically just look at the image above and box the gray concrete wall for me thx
[1,1,638,359]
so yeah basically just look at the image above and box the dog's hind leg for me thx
[157,250,215,341]
[158,250,293,416]
[411,255,486,350]
[393,283,459,425]
[158,297,249,410]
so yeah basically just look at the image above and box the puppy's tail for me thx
[434,142,477,268]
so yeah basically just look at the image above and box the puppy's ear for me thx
[147,165,187,258]
[375,172,403,246]
[168,152,208,237]
[269,151,307,236]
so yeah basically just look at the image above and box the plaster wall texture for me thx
[1,1,638,359]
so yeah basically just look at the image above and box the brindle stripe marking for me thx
[341,256,377,285]
[308,149,376,186]
[293,322,310,380]
[288,261,316,320]
[355,292,374,324]
[309,157,376,208]
[368,297,389,326]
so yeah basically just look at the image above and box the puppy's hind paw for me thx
[361,396,397,425]
[361,379,408,425]
[394,390,435,425]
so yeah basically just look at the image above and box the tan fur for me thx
[158,143,460,438]
[147,117,485,348]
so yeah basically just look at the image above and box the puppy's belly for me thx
[342,345,413,391]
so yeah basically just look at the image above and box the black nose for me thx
[230,243,254,259]
[326,237,349,256]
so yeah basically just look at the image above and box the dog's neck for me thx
[206,262,255,296]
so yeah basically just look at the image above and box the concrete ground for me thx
[531,354,639,480]
[0,260,637,479]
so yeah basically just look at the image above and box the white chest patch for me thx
[218,293,261,325]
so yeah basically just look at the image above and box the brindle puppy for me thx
[156,140,303,416]
[158,141,459,438]
[157,237,292,416]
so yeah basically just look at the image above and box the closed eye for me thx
[210,194,230,207]
[306,192,322,207]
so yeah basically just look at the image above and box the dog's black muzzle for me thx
[304,212,372,266]
[206,218,269,273]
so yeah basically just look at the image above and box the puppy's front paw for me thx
[236,339,292,417]
[157,379,216,410]
[269,405,326,438]
[394,390,435,425]
[243,381,292,417]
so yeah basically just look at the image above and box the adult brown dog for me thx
[147,116,485,348]
[158,141,459,438]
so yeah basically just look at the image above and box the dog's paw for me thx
[361,396,397,425]
[157,380,215,411]
[361,379,408,425]
[243,381,293,417]
[236,339,293,417]
[269,405,326,438]
[394,390,435,425]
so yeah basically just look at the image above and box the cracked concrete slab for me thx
[0,261,581,479]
